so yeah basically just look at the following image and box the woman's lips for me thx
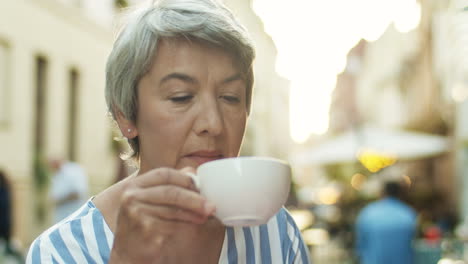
[184,151,223,166]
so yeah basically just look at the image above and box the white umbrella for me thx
[292,126,451,166]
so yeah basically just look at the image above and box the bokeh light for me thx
[302,228,330,246]
[351,173,366,190]
[318,186,341,205]
[357,148,397,173]
[290,209,315,231]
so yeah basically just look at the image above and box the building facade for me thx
[0,0,116,246]
[327,0,466,227]
[431,0,468,224]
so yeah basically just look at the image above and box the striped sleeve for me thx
[26,237,49,263]
[222,208,311,264]
[26,201,112,264]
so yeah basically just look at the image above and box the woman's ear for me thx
[115,110,138,139]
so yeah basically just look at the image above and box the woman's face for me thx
[132,39,248,172]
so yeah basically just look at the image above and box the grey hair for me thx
[105,0,256,163]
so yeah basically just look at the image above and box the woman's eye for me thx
[170,95,193,103]
[221,95,240,103]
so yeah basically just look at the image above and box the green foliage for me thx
[33,153,50,223]
[33,153,49,191]
[324,162,368,182]
[115,0,129,9]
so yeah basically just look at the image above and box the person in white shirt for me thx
[49,159,88,223]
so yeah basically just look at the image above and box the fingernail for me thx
[185,172,199,190]
[204,201,216,215]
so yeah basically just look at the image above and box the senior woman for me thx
[27,0,310,263]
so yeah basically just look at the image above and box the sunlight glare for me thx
[394,0,421,33]
[252,0,422,143]
[290,79,333,143]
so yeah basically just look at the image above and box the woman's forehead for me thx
[158,38,241,65]
[148,38,242,78]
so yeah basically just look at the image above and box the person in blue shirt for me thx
[355,180,417,264]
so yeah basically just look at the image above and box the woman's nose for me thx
[193,97,223,136]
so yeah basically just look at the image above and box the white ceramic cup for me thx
[188,156,291,227]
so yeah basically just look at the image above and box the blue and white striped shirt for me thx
[27,200,310,263]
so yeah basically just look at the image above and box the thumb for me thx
[180,167,198,191]
[180,166,196,174]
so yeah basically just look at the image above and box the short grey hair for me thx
[105,0,256,163]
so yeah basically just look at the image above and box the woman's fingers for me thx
[134,185,215,216]
[112,202,203,263]
[133,167,196,190]
[125,202,209,224]
[120,167,216,223]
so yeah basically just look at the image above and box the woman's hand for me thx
[108,167,216,263]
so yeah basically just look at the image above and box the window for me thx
[68,68,80,161]
[34,56,48,153]
[0,40,10,127]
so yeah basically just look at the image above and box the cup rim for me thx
[198,156,290,170]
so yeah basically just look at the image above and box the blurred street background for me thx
[1,0,468,263]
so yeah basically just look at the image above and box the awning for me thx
[292,126,451,166]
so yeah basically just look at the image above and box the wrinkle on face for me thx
[134,38,248,172]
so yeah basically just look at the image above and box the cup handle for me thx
[185,172,200,190]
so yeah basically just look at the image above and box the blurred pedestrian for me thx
[0,169,24,262]
[0,169,12,250]
[48,158,88,223]
[355,180,417,264]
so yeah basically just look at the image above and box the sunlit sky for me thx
[252,0,421,143]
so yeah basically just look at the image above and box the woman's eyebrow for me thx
[222,73,242,84]
[159,72,242,86]
[159,72,197,85]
